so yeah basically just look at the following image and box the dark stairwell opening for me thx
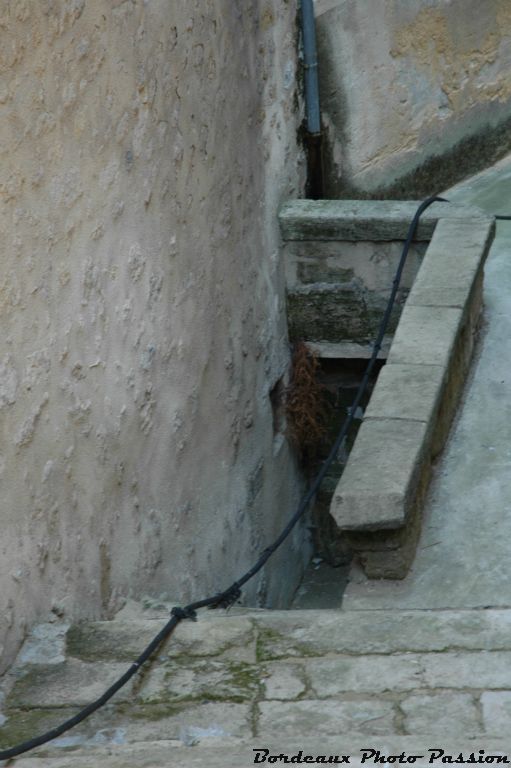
[286,349,384,609]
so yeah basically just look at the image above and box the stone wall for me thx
[315,0,511,197]
[0,0,306,672]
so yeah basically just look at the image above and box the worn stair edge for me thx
[306,339,392,360]
[15,606,511,665]
[279,199,494,242]
[329,215,495,578]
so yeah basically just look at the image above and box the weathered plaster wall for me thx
[0,0,306,672]
[315,0,511,196]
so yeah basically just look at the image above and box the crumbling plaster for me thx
[315,0,511,194]
[0,0,306,672]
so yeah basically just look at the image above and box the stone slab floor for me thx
[3,160,511,764]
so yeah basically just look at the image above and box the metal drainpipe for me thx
[300,0,324,199]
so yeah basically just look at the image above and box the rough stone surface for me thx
[305,655,424,696]
[287,281,404,344]
[333,207,489,575]
[258,699,396,738]
[306,651,511,696]
[252,609,511,656]
[481,691,511,736]
[388,305,464,367]
[315,0,511,195]
[3,601,511,759]
[0,1,308,674]
[279,200,487,242]
[8,660,136,708]
[400,692,481,736]
[407,218,495,308]
[344,155,511,610]
[137,658,261,705]
[66,612,256,663]
[331,418,429,530]
[16,623,69,667]
[283,240,425,292]
[262,663,307,700]
[307,339,392,360]
[364,363,445,424]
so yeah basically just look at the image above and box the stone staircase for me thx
[4,167,511,766]
[281,200,495,581]
[1,601,511,765]
[3,153,511,768]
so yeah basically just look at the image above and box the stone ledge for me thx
[329,213,495,577]
[279,199,493,242]
[306,339,392,360]
[332,418,429,531]
[406,217,495,308]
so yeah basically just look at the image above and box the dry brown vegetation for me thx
[285,342,330,465]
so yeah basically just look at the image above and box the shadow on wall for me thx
[314,0,511,198]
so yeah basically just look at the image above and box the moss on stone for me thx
[256,625,326,661]
[324,114,511,201]
[297,262,355,285]
[6,665,63,709]
[0,707,82,750]
[66,623,135,662]
[287,283,405,344]
[138,658,260,706]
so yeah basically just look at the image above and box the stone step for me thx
[2,606,511,758]
[286,280,405,345]
[279,200,493,242]
[307,339,392,360]
[41,606,511,662]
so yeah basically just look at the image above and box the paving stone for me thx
[66,620,166,663]
[253,609,511,658]
[407,217,494,309]
[481,691,511,735]
[388,304,464,369]
[258,698,396,738]
[7,660,136,708]
[304,651,511,697]
[0,706,121,751]
[287,281,401,344]
[16,623,69,667]
[400,692,481,736]
[261,663,307,700]
[305,655,424,695]
[0,701,251,753]
[330,418,429,530]
[112,701,252,743]
[364,363,445,424]
[138,659,261,704]
[422,651,511,690]
[66,614,256,663]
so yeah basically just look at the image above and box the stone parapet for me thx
[330,212,495,577]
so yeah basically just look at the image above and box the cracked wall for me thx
[315,0,511,196]
[0,0,306,672]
